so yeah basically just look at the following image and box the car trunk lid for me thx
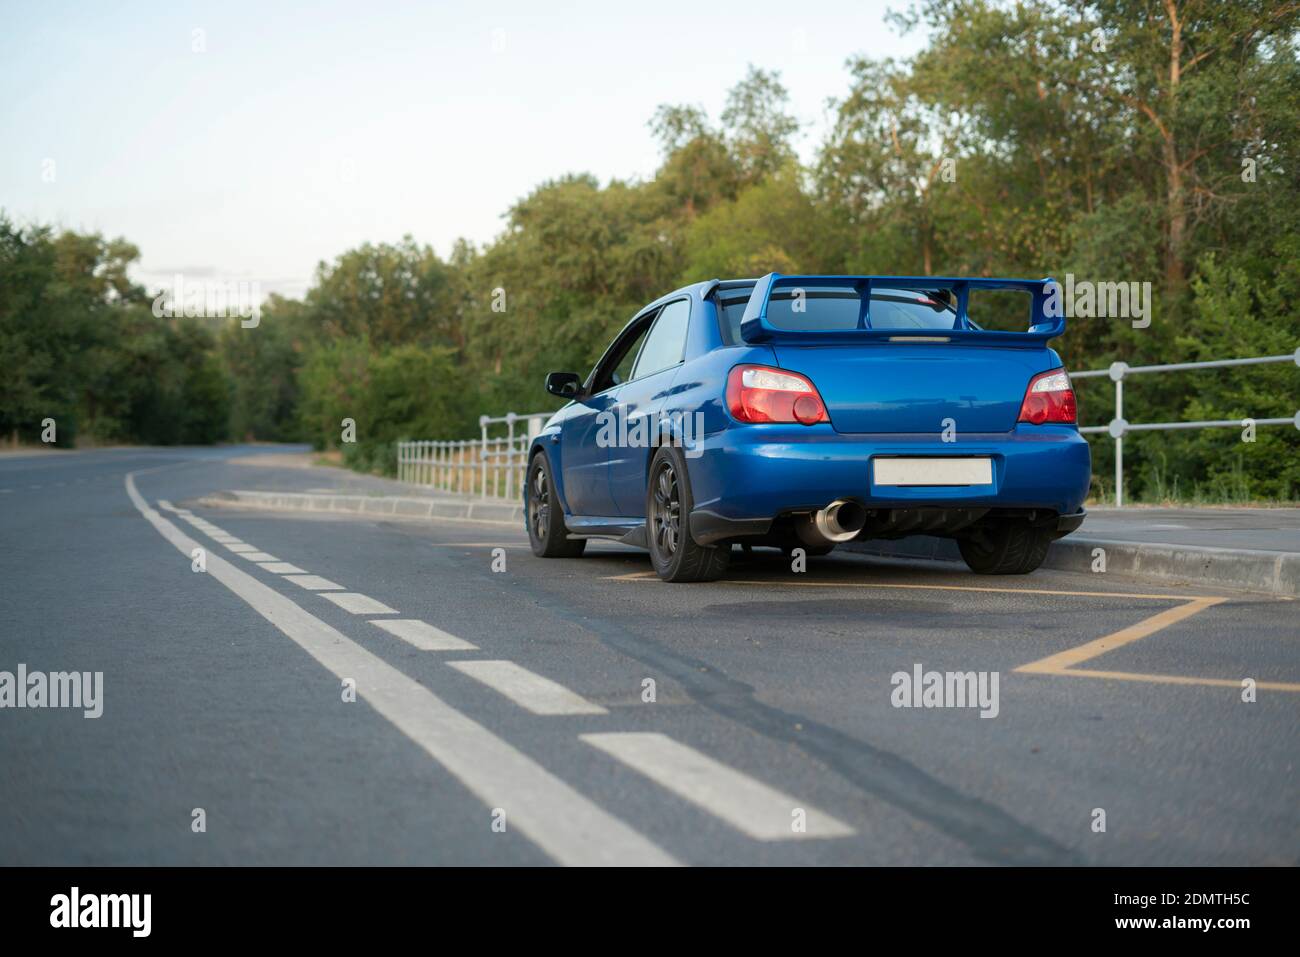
[772,341,1052,434]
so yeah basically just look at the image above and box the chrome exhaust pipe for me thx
[801,499,867,545]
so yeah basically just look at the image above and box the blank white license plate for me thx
[873,457,993,487]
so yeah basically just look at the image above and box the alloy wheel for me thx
[530,464,549,540]
[650,462,681,557]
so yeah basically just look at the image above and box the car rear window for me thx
[869,288,959,329]
[717,286,959,342]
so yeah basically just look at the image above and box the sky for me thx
[0,0,929,300]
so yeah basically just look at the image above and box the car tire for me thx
[645,446,730,582]
[957,522,1051,575]
[526,452,586,558]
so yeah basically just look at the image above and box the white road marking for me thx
[224,543,257,553]
[260,562,308,575]
[370,619,477,651]
[449,660,607,715]
[283,574,344,591]
[319,592,398,615]
[581,732,855,841]
[241,551,279,562]
[125,470,675,866]
[210,535,242,544]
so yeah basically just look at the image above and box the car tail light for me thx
[1018,369,1077,424]
[727,364,829,425]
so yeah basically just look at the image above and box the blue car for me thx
[526,274,1090,582]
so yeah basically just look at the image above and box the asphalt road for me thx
[1,446,1297,866]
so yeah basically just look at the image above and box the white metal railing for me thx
[396,412,550,500]
[1074,350,1299,506]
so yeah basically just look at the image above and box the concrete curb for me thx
[842,536,1300,598]
[197,489,1298,597]
[196,489,524,526]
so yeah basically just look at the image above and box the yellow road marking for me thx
[1016,598,1227,673]
[607,571,1300,692]
[1047,668,1300,692]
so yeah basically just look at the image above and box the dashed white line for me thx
[224,543,257,553]
[260,562,308,575]
[370,619,477,651]
[241,552,279,562]
[319,592,398,615]
[282,574,344,591]
[581,732,855,841]
[126,470,676,866]
[450,660,608,716]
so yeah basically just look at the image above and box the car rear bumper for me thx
[686,423,1091,545]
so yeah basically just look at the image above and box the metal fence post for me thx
[505,413,517,501]
[1115,381,1123,508]
[479,415,489,498]
[1108,362,1128,507]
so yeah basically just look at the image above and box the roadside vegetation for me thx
[1,1,1296,501]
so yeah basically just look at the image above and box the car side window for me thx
[631,299,690,379]
[589,317,652,394]
[610,324,650,387]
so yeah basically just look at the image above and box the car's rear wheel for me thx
[957,522,1051,574]
[646,446,730,582]
[527,453,586,558]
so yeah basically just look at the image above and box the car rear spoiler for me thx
[739,273,1065,345]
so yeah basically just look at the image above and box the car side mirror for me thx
[545,371,584,399]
